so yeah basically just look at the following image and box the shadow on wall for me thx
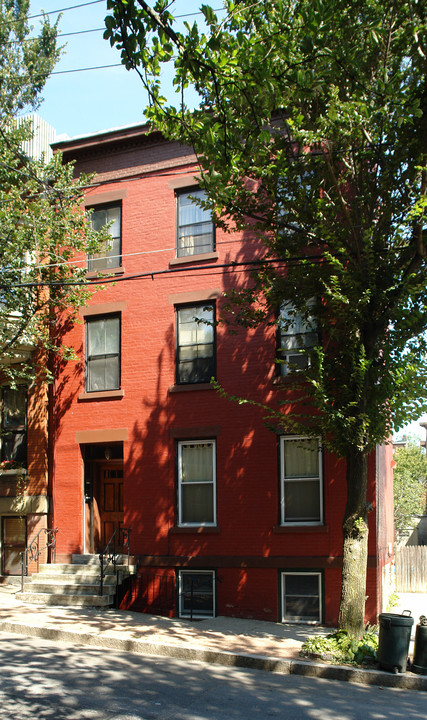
[51,313,85,443]
[120,261,311,617]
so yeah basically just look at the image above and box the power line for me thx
[0,255,321,289]
[1,234,262,274]
[28,0,106,20]
[51,63,121,75]
[58,27,104,37]
[21,4,225,77]
[28,2,223,21]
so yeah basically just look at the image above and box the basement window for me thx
[178,570,215,619]
[281,572,322,624]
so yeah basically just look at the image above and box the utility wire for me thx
[0,254,321,289]
[28,2,223,21]
[58,27,103,36]
[51,63,121,74]
[1,232,257,274]
[28,0,106,20]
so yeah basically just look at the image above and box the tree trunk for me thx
[338,446,369,638]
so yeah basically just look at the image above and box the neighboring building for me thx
[48,123,395,625]
[0,116,56,581]
[392,437,410,453]
[15,114,56,161]
[0,374,50,578]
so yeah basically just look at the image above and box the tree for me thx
[0,0,106,385]
[394,443,427,542]
[104,0,426,635]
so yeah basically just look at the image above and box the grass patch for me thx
[300,627,379,666]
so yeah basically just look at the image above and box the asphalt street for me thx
[0,631,426,720]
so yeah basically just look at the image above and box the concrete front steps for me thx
[19,554,134,608]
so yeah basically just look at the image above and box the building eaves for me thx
[51,122,166,162]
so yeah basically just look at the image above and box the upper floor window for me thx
[277,301,317,375]
[177,440,216,526]
[0,387,27,466]
[86,315,120,392]
[176,189,214,258]
[88,204,121,272]
[176,304,215,384]
[276,170,314,237]
[280,436,323,525]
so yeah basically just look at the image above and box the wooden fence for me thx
[395,545,427,592]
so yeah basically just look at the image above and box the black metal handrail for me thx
[99,526,131,596]
[20,527,58,592]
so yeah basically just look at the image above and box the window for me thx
[177,188,214,257]
[276,169,315,237]
[88,204,121,271]
[86,315,120,392]
[176,304,215,384]
[280,436,322,524]
[177,440,216,526]
[281,572,322,623]
[277,301,317,375]
[1,388,27,466]
[178,570,215,618]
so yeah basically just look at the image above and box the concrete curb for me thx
[1,618,427,691]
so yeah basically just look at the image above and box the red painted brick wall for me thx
[52,129,388,625]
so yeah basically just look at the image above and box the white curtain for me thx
[284,438,318,478]
[181,443,213,483]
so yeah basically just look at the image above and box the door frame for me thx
[82,443,124,555]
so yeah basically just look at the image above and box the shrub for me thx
[301,627,378,665]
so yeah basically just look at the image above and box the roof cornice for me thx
[52,122,167,161]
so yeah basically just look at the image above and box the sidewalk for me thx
[0,584,426,691]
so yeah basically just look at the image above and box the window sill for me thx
[0,468,27,476]
[170,526,220,534]
[169,252,218,267]
[273,524,328,533]
[168,383,215,393]
[78,389,125,401]
[86,267,125,279]
[272,374,308,386]
[282,618,321,625]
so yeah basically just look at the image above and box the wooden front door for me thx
[99,463,123,550]
[2,516,26,575]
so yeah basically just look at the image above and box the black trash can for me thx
[412,615,427,675]
[378,610,414,673]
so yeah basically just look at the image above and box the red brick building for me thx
[0,356,50,579]
[50,123,394,625]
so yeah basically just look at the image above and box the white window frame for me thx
[281,571,322,624]
[86,315,121,392]
[88,204,122,271]
[176,188,214,258]
[177,440,216,527]
[278,301,317,375]
[178,570,215,619]
[176,303,215,384]
[276,170,314,237]
[280,436,323,526]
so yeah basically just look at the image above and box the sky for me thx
[26,1,427,440]
[28,0,221,139]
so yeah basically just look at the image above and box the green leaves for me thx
[0,5,109,384]
[104,0,427,451]
[394,444,427,541]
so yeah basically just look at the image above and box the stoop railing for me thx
[99,526,131,597]
[20,527,58,592]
